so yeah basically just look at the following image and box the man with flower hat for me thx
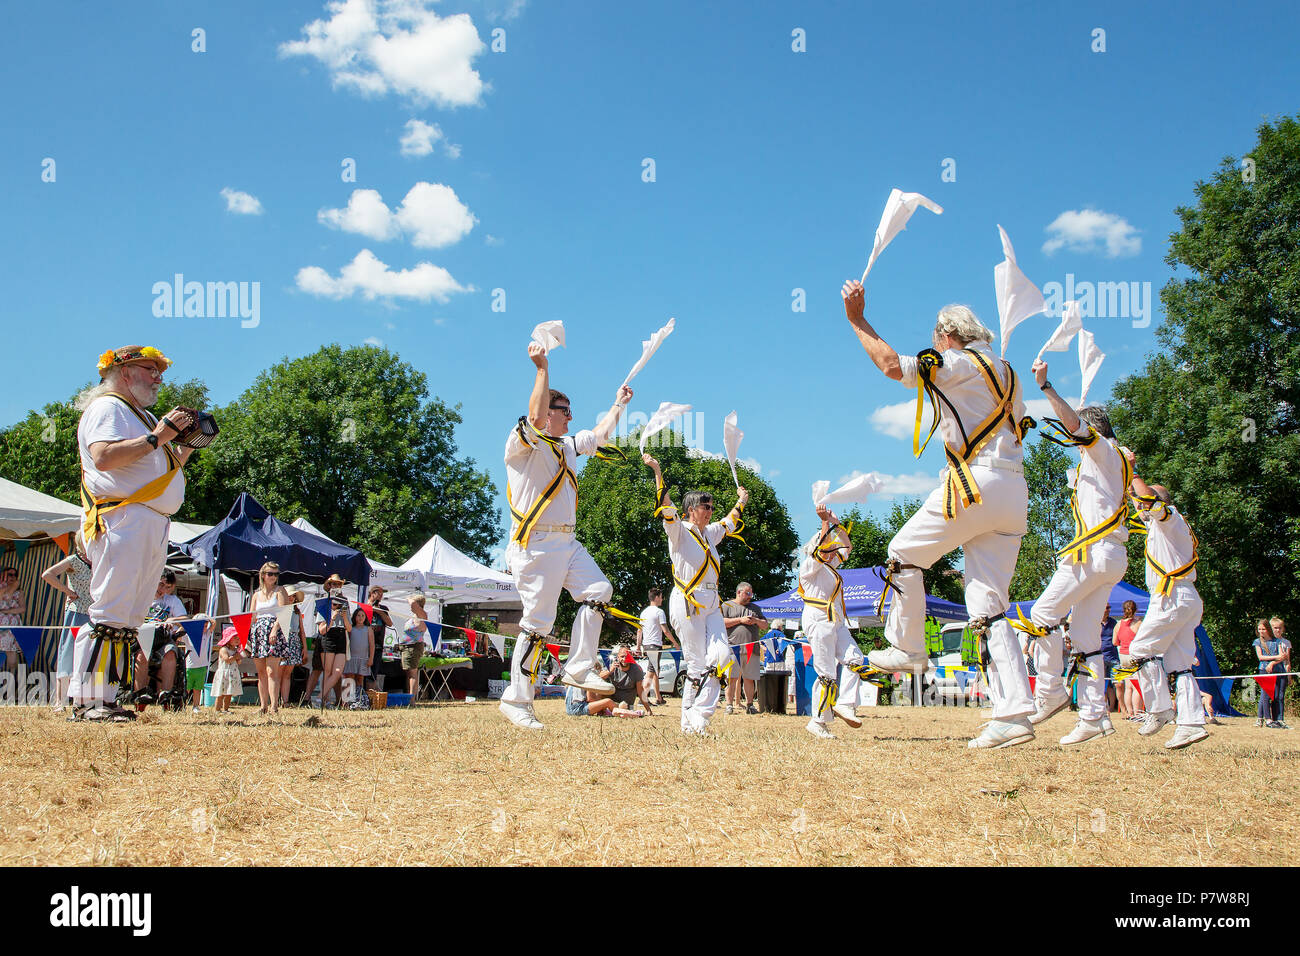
[68,346,196,721]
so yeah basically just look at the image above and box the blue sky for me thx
[4,0,1297,564]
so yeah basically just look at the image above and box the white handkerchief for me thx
[622,317,675,387]
[1036,300,1083,362]
[723,411,744,489]
[994,225,1046,357]
[640,401,692,452]
[530,321,565,353]
[815,472,884,507]
[861,189,944,283]
[1078,328,1105,405]
[810,481,831,508]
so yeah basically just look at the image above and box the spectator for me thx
[366,585,392,690]
[343,607,374,709]
[0,564,26,673]
[1100,607,1119,714]
[276,587,309,708]
[1114,600,1143,720]
[600,644,653,712]
[564,683,645,718]
[247,562,291,716]
[636,587,678,705]
[185,613,215,714]
[400,594,430,697]
[211,627,242,713]
[1271,616,1290,728]
[1254,618,1288,729]
[303,575,342,706]
[40,534,93,710]
[133,571,187,709]
[721,582,768,714]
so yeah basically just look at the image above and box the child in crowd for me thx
[211,627,242,713]
[343,608,374,709]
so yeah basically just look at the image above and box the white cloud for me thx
[443,142,462,159]
[400,118,441,156]
[484,233,503,246]
[296,248,471,302]
[1042,209,1141,258]
[486,0,527,23]
[767,469,781,479]
[318,182,476,248]
[220,187,263,215]
[279,0,487,108]
[869,399,932,441]
[364,336,384,347]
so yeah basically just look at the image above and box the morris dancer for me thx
[841,280,1035,749]
[70,346,194,721]
[799,504,874,739]
[642,453,748,735]
[499,343,632,730]
[1119,454,1207,749]
[1017,359,1129,745]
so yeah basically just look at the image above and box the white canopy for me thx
[0,475,82,539]
[400,533,520,606]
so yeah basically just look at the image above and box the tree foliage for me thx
[199,345,499,564]
[1109,115,1300,672]
[561,431,798,640]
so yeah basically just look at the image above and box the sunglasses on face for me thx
[549,404,572,418]
[263,572,278,578]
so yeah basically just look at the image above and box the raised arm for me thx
[1121,448,1156,501]
[527,343,550,430]
[841,280,902,381]
[1031,359,1082,434]
[592,385,633,445]
[642,454,675,512]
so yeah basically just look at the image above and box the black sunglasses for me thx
[549,404,572,418]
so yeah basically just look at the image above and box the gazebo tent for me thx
[175,493,371,613]
[290,517,425,594]
[754,566,967,625]
[399,534,521,611]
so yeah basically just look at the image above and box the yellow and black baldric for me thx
[912,348,1032,521]
[1044,424,1134,565]
[80,392,183,542]
[800,523,848,622]
[673,526,721,617]
[1131,494,1198,596]
[508,417,578,548]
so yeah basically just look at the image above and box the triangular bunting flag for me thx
[669,649,682,668]
[731,646,742,664]
[746,643,754,662]
[9,627,43,664]
[954,670,970,690]
[52,533,71,555]
[230,613,253,650]
[1254,675,1277,702]
[802,644,812,664]
[11,539,31,565]
[464,628,477,652]
[1028,675,1037,695]
[179,619,208,670]
[136,623,158,660]
[315,597,331,621]
[487,633,505,657]
[423,621,442,652]
[274,604,296,638]
[546,643,563,662]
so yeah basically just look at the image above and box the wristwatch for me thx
[1040,380,1053,392]
[145,433,159,448]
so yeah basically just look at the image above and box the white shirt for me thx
[146,593,187,621]
[504,422,601,535]
[798,532,847,622]
[1136,501,1198,592]
[639,605,668,647]
[658,501,740,613]
[897,342,1027,467]
[1063,428,1130,545]
[77,395,186,515]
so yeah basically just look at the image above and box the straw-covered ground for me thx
[1,700,1294,866]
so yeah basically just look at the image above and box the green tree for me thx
[561,430,798,640]
[0,378,215,523]
[1109,115,1300,674]
[201,345,499,564]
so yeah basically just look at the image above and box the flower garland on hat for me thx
[97,345,172,374]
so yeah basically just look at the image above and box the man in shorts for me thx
[601,644,653,712]
[635,587,678,704]
[134,571,187,708]
[722,582,768,714]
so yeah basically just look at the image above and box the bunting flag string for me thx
[229,613,253,650]
[135,623,158,660]
[52,533,71,555]
[179,619,209,670]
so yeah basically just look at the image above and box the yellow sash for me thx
[508,423,578,548]
[673,526,720,617]
[80,393,182,542]
[1055,433,1133,564]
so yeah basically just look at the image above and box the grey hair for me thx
[933,304,995,348]
[683,490,714,512]
[1076,406,1115,439]
[74,369,128,412]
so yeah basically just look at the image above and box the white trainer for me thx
[967,717,1035,749]
[1028,697,1070,725]
[805,720,836,739]
[560,667,614,695]
[1059,719,1105,747]
[831,703,863,728]
[1138,708,1175,737]
[1100,716,1115,736]
[1164,725,1209,750]
[867,646,928,673]
[499,700,544,730]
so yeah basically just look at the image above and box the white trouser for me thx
[886,465,1031,720]
[669,589,730,732]
[1128,584,1204,727]
[69,506,170,705]
[503,532,611,707]
[803,612,865,725]
[1029,537,1127,722]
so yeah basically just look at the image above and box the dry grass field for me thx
[1,699,1295,867]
